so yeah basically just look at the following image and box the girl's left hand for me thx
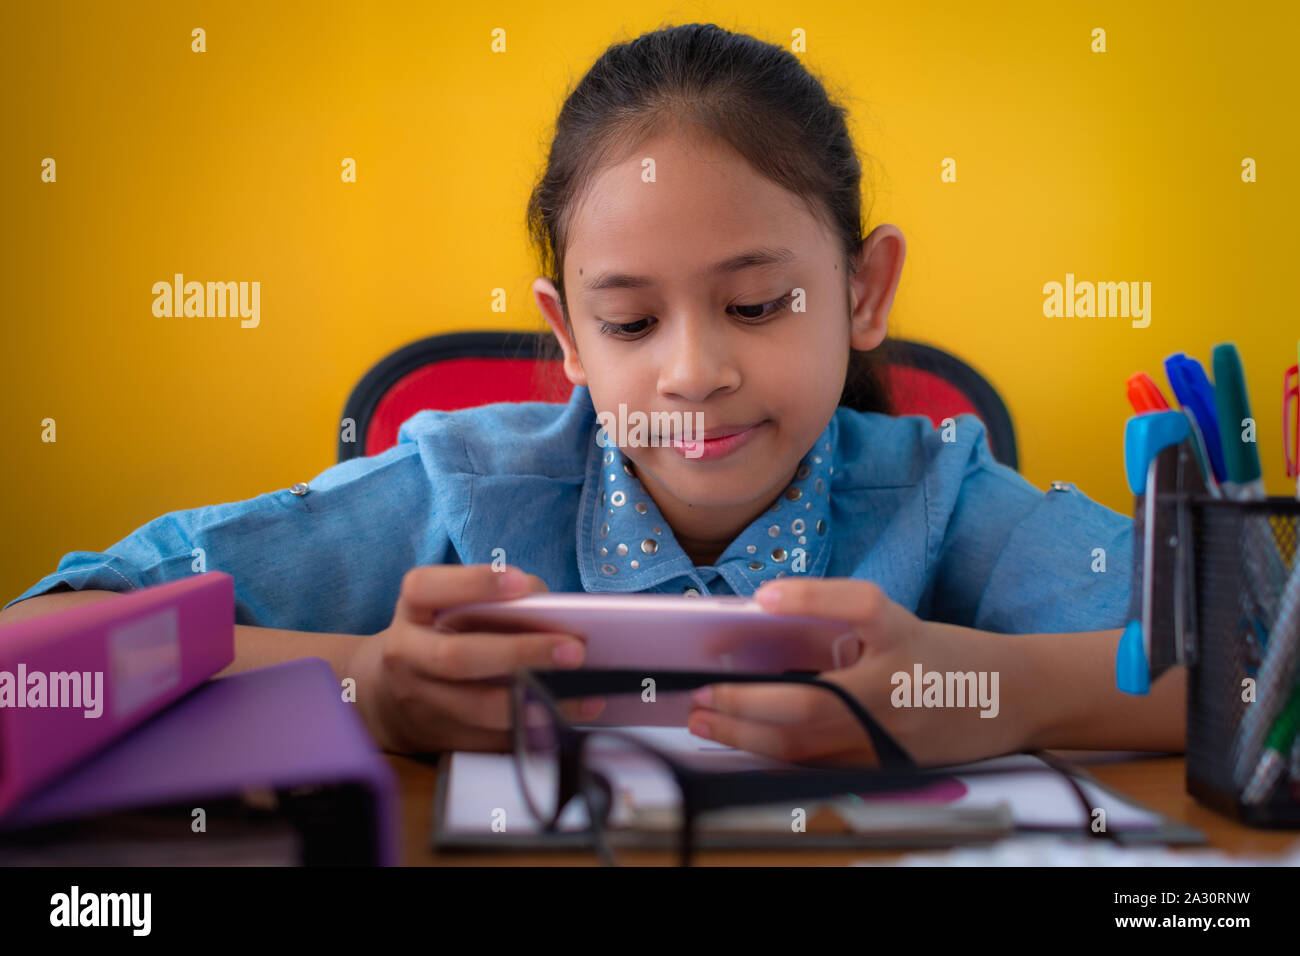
[686,577,1029,768]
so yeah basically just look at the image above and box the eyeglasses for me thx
[509,668,1116,865]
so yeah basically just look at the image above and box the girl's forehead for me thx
[579,130,800,216]
[565,141,825,278]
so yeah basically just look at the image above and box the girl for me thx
[1,23,1183,764]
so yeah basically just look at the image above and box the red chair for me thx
[338,331,1019,469]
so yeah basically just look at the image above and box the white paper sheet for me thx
[442,727,1163,837]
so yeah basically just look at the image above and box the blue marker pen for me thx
[1165,353,1227,483]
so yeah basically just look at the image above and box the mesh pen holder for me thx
[1181,494,1300,826]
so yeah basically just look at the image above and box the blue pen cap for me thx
[1164,353,1227,482]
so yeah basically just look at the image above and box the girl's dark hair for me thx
[523,22,894,414]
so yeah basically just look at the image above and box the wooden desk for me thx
[385,751,1300,866]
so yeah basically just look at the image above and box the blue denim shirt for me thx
[5,384,1134,636]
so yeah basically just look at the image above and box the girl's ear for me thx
[848,224,906,351]
[532,277,588,387]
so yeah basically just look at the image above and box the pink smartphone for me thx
[435,594,862,727]
[433,593,862,673]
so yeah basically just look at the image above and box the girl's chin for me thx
[648,458,787,503]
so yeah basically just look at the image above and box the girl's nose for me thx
[655,317,741,402]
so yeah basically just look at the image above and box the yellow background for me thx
[2,0,1295,603]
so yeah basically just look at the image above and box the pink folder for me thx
[0,572,235,815]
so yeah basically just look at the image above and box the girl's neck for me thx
[676,536,727,568]
[629,459,799,568]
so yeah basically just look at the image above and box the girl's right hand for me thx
[346,564,588,754]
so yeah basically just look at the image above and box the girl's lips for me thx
[669,421,767,461]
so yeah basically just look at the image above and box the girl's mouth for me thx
[669,421,767,461]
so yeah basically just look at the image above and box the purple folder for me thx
[0,657,399,866]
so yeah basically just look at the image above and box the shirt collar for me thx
[575,392,837,594]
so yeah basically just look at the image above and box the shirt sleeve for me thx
[928,419,1134,635]
[3,440,449,636]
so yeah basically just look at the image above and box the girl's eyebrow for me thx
[581,246,797,293]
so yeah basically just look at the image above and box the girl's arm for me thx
[690,580,1186,765]
[220,626,365,682]
[989,624,1187,752]
[0,589,365,683]
[0,567,585,756]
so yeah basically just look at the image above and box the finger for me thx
[692,682,849,725]
[688,709,873,765]
[403,630,586,681]
[397,564,533,625]
[396,678,600,738]
[414,677,514,731]
[390,719,511,755]
[373,684,513,753]
[754,577,887,625]
[558,696,606,723]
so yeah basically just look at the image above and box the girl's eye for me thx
[596,293,793,338]
[597,316,656,338]
[729,292,794,322]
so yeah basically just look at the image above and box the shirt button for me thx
[289,482,309,496]
[683,587,700,596]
